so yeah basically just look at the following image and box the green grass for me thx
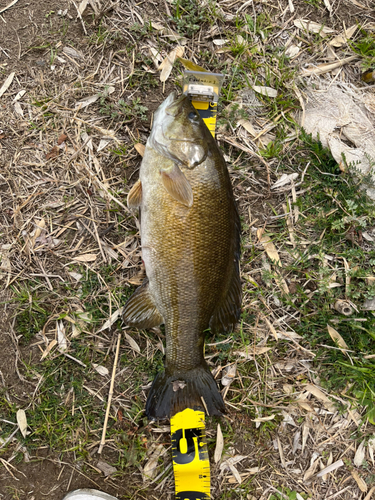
[247,131,375,423]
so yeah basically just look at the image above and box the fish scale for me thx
[123,91,241,419]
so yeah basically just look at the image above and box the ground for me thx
[1,0,375,499]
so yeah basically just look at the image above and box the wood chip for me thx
[317,459,344,477]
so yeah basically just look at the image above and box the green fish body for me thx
[123,92,241,419]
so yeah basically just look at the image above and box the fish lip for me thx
[165,93,189,117]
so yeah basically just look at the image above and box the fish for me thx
[123,92,241,419]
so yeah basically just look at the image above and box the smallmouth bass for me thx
[123,92,241,419]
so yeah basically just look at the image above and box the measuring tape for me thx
[183,70,224,138]
[168,70,224,500]
[171,409,211,500]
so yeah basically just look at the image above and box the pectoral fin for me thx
[127,179,142,209]
[161,164,193,207]
[123,279,163,329]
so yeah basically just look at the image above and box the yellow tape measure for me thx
[191,100,218,138]
[171,409,211,499]
[183,70,224,139]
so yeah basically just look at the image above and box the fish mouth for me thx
[165,92,189,117]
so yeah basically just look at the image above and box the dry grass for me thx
[1,0,375,498]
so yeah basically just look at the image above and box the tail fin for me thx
[145,363,225,420]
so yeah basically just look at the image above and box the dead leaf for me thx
[142,444,165,481]
[285,44,300,58]
[271,173,299,189]
[0,72,15,98]
[14,102,23,117]
[301,55,357,76]
[41,339,57,360]
[294,19,335,35]
[12,89,26,102]
[329,25,357,47]
[134,143,145,157]
[159,46,184,82]
[252,415,275,423]
[214,423,224,463]
[63,46,84,59]
[178,57,207,72]
[257,229,281,266]
[16,409,28,438]
[368,436,375,465]
[253,86,278,98]
[172,380,186,392]
[234,346,271,360]
[98,307,124,333]
[221,364,236,386]
[327,324,349,351]
[73,253,97,262]
[351,470,368,492]
[45,145,59,160]
[57,320,68,352]
[346,0,366,7]
[238,119,256,136]
[354,440,366,467]
[323,0,332,12]
[68,271,83,282]
[97,460,117,477]
[304,384,335,411]
[57,133,68,145]
[92,364,109,376]
[124,332,141,353]
[78,0,89,14]
[213,39,229,46]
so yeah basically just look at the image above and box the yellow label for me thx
[192,100,217,138]
[171,408,210,499]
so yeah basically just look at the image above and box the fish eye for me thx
[188,111,199,122]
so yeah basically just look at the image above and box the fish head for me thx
[149,92,209,169]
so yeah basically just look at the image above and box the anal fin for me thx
[123,279,163,329]
[161,164,193,207]
[127,179,142,209]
